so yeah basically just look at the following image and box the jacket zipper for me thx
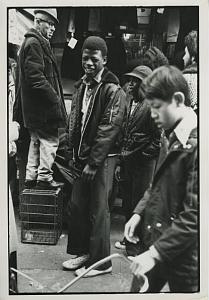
[109,107,114,123]
[78,82,103,157]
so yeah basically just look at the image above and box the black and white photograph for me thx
[1,0,209,298]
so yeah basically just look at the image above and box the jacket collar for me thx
[75,67,119,88]
[82,68,104,85]
[25,28,55,59]
[183,62,197,74]
[171,107,197,148]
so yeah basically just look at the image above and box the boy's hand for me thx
[129,250,156,276]
[82,164,97,181]
[124,214,141,244]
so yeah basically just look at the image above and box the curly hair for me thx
[184,30,197,61]
[142,46,169,70]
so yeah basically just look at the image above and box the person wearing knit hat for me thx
[62,36,126,277]
[143,46,169,71]
[13,8,67,190]
[114,65,161,254]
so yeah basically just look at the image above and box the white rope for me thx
[57,253,148,294]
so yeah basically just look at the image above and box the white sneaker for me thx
[75,266,112,277]
[62,254,90,270]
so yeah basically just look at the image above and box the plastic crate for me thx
[20,188,63,245]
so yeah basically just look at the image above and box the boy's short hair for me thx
[184,30,197,61]
[82,36,108,56]
[142,65,190,106]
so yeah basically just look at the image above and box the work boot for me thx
[24,180,37,189]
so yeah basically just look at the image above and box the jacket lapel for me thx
[128,101,145,127]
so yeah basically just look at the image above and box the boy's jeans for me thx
[25,128,59,182]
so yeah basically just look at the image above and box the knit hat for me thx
[143,47,169,70]
[82,36,108,56]
[125,65,152,81]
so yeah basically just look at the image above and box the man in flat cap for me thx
[14,8,67,189]
[62,36,126,277]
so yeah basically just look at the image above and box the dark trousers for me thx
[67,157,117,270]
[121,157,156,222]
[130,262,199,293]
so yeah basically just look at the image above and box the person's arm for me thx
[24,39,60,104]
[87,85,126,168]
[141,110,162,158]
[154,150,198,261]
[131,147,198,280]
[124,187,152,243]
[133,186,152,216]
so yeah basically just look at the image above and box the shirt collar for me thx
[82,68,104,85]
[172,107,197,148]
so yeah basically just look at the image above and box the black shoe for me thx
[24,180,37,189]
[36,180,64,190]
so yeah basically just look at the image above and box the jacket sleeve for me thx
[141,110,162,158]
[88,85,126,167]
[23,39,60,104]
[133,186,152,215]
[153,148,198,262]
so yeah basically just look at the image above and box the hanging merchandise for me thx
[166,8,180,43]
[68,33,78,49]
[137,8,151,24]
[67,8,75,34]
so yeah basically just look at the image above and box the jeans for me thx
[67,156,117,270]
[26,128,59,182]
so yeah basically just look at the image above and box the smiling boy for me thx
[124,65,198,292]
[62,36,126,277]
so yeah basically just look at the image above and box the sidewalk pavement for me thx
[15,207,134,294]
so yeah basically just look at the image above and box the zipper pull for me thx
[109,107,114,123]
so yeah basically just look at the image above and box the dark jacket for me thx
[134,110,198,280]
[14,28,67,129]
[67,68,126,168]
[120,99,161,161]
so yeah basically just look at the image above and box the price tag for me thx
[68,37,78,49]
